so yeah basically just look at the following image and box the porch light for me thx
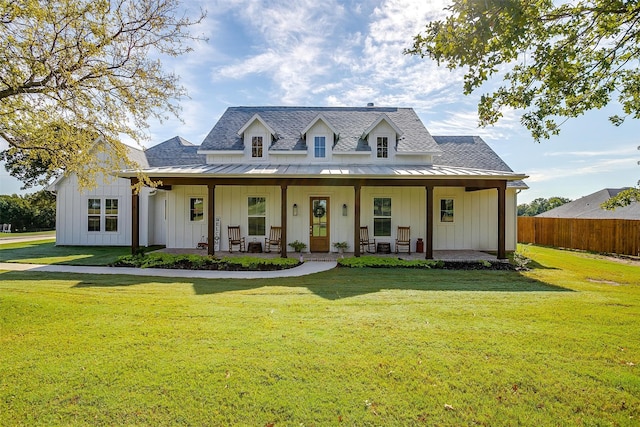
[293,203,298,216]
[342,203,348,216]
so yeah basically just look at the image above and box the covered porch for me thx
[126,164,527,260]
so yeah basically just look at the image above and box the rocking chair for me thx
[227,225,245,253]
[359,226,376,253]
[395,226,411,254]
[264,226,282,253]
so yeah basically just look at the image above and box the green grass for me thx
[0,244,639,425]
[0,241,141,265]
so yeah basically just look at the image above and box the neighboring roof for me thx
[199,106,441,154]
[144,136,205,167]
[432,135,528,189]
[537,188,640,219]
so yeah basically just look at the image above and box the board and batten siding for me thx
[55,173,136,246]
[433,187,518,251]
[162,184,517,252]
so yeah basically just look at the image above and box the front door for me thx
[309,197,330,252]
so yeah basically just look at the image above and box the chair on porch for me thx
[395,226,411,254]
[227,225,245,253]
[359,226,376,253]
[264,226,282,253]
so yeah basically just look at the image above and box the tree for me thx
[517,197,572,216]
[0,190,55,231]
[601,186,640,210]
[407,1,640,141]
[0,0,204,190]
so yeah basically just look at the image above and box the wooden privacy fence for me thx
[518,217,640,257]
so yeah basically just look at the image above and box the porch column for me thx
[425,185,434,259]
[208,183,215,256]
[354,185,361,257]
[497,181,506,260]
[131,179,139,255]
[281,184,288,258]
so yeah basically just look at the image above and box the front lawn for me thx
[0,241,142,266]
[0,245,638,425]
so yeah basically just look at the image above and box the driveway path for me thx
[0,233,55,244]
[0,261,337,279]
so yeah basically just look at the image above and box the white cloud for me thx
[526,158,637,183]
[543,147,639,157]
[207,0,458,106]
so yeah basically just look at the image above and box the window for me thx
[373,197,391,236]
[376,136,388,158]
[88,198,101,232]
[104,199,119,232]
[252,136,263,157]
[88,198,118,232]
[314,136,326,158]
[440,199,454,222]
[248,196,266,236]
[190,198,204,222]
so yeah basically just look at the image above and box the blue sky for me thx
[2,0,639,204]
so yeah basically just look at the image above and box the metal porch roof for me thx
[119,163,528,183]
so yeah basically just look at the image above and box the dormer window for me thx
[376,137,388,158]
[314,136,326,158]
[252,136,263,158]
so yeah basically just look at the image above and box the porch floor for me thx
[155,248,503,262]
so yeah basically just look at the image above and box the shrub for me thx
[111,253,300,271]
[337,256,443,269]
[220,256,300,270]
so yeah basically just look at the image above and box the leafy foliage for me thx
[601,186,640,210]
[407,1,640,140]
[288,240,307,252]
[112,253,300,270]
[0,0,204,190]
[338,255,444,269]
[517,196,572,216]
[0,190,56,231]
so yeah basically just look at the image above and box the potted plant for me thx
[288,240,307,253]
[333,241,349,253]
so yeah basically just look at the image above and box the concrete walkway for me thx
[0,233,55,244]
[0,261,337,279]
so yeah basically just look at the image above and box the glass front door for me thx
[309,197,330,252]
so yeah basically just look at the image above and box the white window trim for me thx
[372,196,392,237]
[250,135,265,159]
[439,197,456,225]
[375,136,389,159]
[313,135,327,158]
[86,197,121,233]
[247,195,267,237]
[189,196,206,222]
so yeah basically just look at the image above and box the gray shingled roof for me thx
[432,135,528,189]
[537,188,640,219]
[144,136,206,167]
[199,106,441,154]
[126,145,149,169]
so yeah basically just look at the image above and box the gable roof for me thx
[537,188,640,219]
[432,135,528,189]
[144,136,205,167]
[237,114,277,138]
[199,106,441,154]
[301,113,339,136]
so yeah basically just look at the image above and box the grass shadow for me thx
[8,267,572,300]
[0,241,161,266]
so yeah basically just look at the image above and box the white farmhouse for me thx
[50,106,528,259]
